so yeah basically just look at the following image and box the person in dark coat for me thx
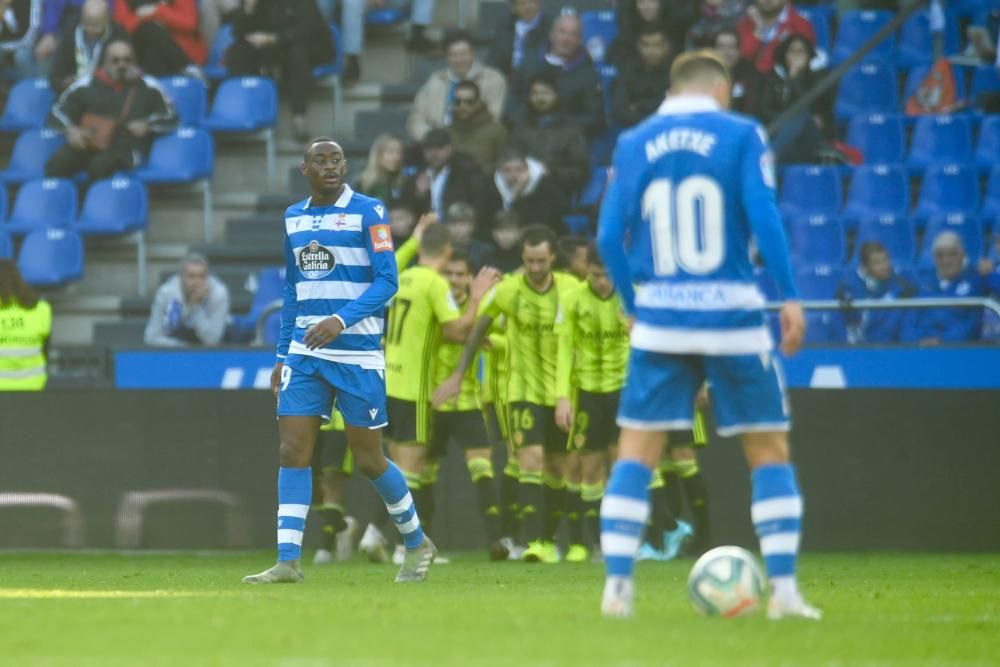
[49,0,129,93]
[487,149,567,237]
[611,26,675,128]
[608,0,699,67]
[487,0,553,80]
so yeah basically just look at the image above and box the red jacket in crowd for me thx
[114,0,207,65]
[737,4,815,73]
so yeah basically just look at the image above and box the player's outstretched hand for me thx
[555,398,573,433]
[779,301,805,357]
[412,212,439,243]
[431,373,462,409]
[270,362,284,399]
[470,266,502,301]
[304,316,345,350]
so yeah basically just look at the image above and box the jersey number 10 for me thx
[643,176,725,277]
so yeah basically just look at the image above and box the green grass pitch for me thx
[0,552,997,666]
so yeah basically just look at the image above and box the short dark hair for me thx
[585,242,603,266]
[521,224,557,254]
[447,248,473,272]
[527,71,560,94]
[421,223,452,258]
[497,148,527,169]
[859,241,888,268]
[670,49,731,87]
[454,80,481,100]
[304,136,339,157]
[422,127,452,148]
[443,29,475,52]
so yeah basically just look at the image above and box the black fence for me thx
[1,389,998,552]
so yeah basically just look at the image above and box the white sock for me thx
[772,576,799,602]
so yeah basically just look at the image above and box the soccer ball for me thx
[687,546,765,618]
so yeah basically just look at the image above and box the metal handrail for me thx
[765,297,1000,318]
[254,299,284,345]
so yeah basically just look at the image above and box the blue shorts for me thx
[277,353,388,430]
[617,349,790,437]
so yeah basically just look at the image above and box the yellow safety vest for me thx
[0,299,51,391]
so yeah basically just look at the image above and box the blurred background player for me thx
[662,395,712,557]
[434,225,576,564]
[243,138,435,585]
[554,244,629,563]
[311,406,358,565]
[429,251,508,560]
[595,52,819,619]
[0,259,52,391]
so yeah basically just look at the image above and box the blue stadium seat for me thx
[974,115,1000,173]
[16,228,84,287]
[832,11,895,65]
[76,177,147,235]
[779,165,842,219]
[854,214,917,267]
[907,114,973,172]
[902,64,968,110]
[842,164,910,231]
[804,311,847,344]
[203,23,234,80]
[788,214,846,264]
[599,64,617,126]
[313,23,345,135]
[919,213,984,265]
[366,7,407,25]
[5,178,77,235]
[912,163,980,227]
[845,114,906,164]
[0,229,11,259]
[157,76,207,126]
[581,10,617,65]
[203,77,277,132]
[897,8,960,69]
[835,63,899,122]
[233,266,285,343]
[0,129,66,185]
[970,65,1000,102]
[0,79,54,133]
[795,264,843,299]
[797,7,831,52]
[982,164,1000,222]
[575,166,608,209]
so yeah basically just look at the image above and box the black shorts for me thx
[570,389,620,452]
[386,397,430,443]
[509,401,565,454]
[311,427,354,474]
[430,410,491,458]
[483,402,507,447]
[667,408,709,450]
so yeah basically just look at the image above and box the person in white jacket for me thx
[144,253,230,346]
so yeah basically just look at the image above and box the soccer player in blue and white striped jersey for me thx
[242,138,436,584]
[595,52,820,619]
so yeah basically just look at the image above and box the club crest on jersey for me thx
[297,240,336,279]
[334,213,348,229]
[370,224,394,252]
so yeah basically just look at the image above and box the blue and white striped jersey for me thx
[276,185,398,369]
[597,94,798,356]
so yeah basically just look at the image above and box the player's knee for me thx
[741,432,790,468]
[278,437,312,467]
[517,446,544,472]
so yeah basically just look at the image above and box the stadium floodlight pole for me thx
[763,297,1000,319]
[767,0,928,137]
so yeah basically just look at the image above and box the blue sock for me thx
[601,460,652,578]
[277,466,312,562]
[751,463,803,586]
[370,460,424,549]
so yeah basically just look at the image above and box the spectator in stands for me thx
[902,232,986,345]
[338,0,437,86]
[445,201,493,268]
[0,0,41,79]
[488,0,552,80]
[145,253,230,347]
[608,0,699,67]
[686,0,748,49]
[979,235,1000,341]
[611,26,674,128]
[389,200,417,245]
[737,0,815,74]
[46,39,178,181]
[487,149,567,236]
[113,0,204,77]
[0,259,51,391]
[50,0,128,94]
[407,29,507,143]
[483,210,523,273]
[197,0,237,49]
[751,33,833,164]
[837,241,917,344]
[34,0,84,73]
[509,71,588,201]
[712,27,755,112]
[506,13,604,137]
[226,0,334,142]
[448,80,509,173]
[353,133,405,204]
[401,127,489,224]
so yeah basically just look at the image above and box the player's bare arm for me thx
[779,301,805,357]
[432,314,493,407]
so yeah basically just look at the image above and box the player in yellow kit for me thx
[555,244,630,563]
[311,407,358,564]
[384,223,498,539]
[434,226,577,563]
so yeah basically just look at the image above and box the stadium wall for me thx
[1,389,998,552]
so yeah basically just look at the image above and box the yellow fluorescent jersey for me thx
[480,313,508,404]
[435,296,482,412]
[386,265,460,402]
[481,272,577,406]
[556,282,630,398]
[320,407,346,431]
[0,299,51,391]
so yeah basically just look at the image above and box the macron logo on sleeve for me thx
[370,224,394,252]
